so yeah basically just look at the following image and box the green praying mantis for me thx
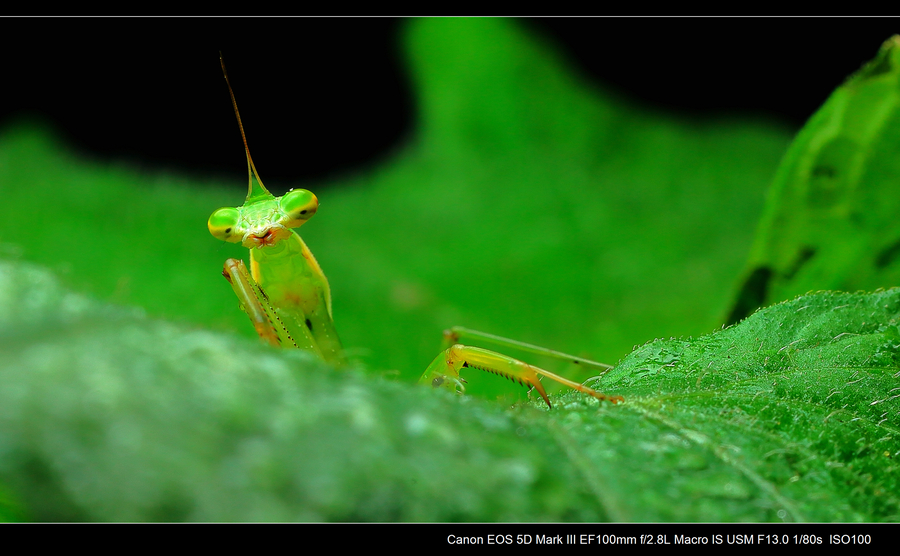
[208,56,624,408]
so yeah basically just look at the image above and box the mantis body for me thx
[208,56,623,408]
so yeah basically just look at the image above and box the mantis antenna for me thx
[219,52,272,203]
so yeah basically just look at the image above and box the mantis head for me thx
[208,188,319,249]
[209,52,319,250]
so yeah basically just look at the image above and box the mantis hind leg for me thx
[442,326,613,373]
[420,341,623,409]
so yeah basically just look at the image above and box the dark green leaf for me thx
[729,36,900,322]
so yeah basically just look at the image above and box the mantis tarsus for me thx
[208,55,623,408]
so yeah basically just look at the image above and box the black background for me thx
[1,18,897,186]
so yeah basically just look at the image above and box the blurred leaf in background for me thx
[729,36,900,323]
[0,18,789,384]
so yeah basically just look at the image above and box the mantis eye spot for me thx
[280,189,319,228]
[208,207,242,243]
[432,376,444,388]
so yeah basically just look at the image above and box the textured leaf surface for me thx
[602,291,900,521]
[0,260,897,521]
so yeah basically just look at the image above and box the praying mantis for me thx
[208,55,623,408]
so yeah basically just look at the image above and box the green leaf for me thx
[1,260,897,521]
[602,290,900,521]
[729,36,900,322]
[0,260,622,521]
[4,18,895,522]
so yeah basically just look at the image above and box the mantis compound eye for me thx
[280,189,319,228]
[208,207,242,243]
